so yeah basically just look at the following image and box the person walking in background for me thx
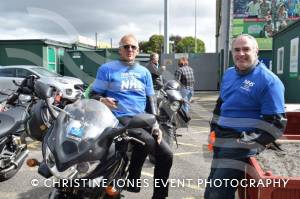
[146,52,163,90]
[204,34,286,199]
[174,57,195,113]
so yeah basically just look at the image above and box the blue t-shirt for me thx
[218,62,285,132]
[92,60,155,117]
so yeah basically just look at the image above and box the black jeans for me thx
[118,116,173,198]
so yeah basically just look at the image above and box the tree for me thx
[139,35,205,54]
[148,35,164,54]
[138,35,164,54]
[170,35,182,53]
[176,36,205,53]
[138,41,150,53]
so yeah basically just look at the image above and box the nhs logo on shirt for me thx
[121,79,142,90]
[120,72,143,91]
[240,79,255,92]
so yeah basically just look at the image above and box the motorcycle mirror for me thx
[126,113,156,129]
[34,81,53,100]
[12,80,21,87]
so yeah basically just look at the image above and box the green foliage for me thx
[139,34,205,54]
[149,35,164,54]
[138,41,150,53]
[176,36,205,53]
[170,35,182,53]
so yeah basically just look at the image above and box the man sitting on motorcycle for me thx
[89,34,173,199]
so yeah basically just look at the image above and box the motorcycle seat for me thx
[0,106,27,138]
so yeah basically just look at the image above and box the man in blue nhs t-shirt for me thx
[204,34,286,199]
[89,34,173,199]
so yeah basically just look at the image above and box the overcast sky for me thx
[0,0,216,52]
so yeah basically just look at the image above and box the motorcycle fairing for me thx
[46,99,119,172]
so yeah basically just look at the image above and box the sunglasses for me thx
[121,45,138,50]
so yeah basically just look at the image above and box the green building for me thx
[0,39,95,74]
[62,49,150,84]
[0,39,73,73]
[272,20,300,103]
[0,39,150,84]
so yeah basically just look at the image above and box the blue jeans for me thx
[204,146,249,199]
[180,88,193,113]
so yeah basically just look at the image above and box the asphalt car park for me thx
[0,91,218,199]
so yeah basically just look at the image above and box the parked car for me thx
[0,65,84,101]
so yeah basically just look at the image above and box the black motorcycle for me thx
[0,75,40,181]
[156,80,191,147]
[28,96,156,199]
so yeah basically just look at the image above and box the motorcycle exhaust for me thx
[12,149,29,168]
[0,149,29,174]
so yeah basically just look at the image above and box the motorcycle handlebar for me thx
[46,98,59,119]
[122,135,146,146]
[128,136,146,146]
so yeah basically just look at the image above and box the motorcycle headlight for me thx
[45,145,100,179]
[76,161,100,178]
[170,101,180,112]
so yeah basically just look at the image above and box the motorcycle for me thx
[156,80,191,147]
[27,89,156,198]
[148,80,190,163]
[0,75,40,181]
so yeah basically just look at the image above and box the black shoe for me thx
[152,193,167,199]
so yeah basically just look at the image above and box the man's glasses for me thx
[121,45,137,50]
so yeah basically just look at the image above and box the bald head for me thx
[232,34,258,51]
[118,34,139,63]
[119,34,139,47]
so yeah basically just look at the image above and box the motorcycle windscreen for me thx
[166,89,182,102]
[48,99,119,171]
[64,99,118,141]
